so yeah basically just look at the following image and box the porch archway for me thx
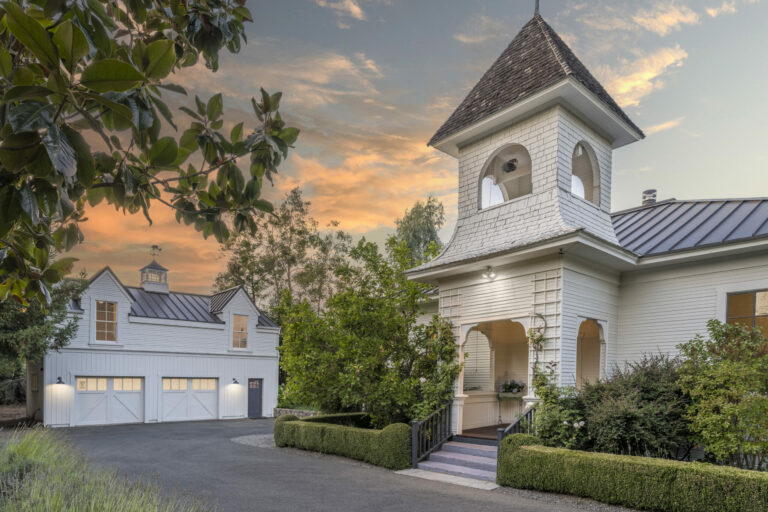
[576,319,602,389]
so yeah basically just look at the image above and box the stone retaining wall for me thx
[273,408,321,419]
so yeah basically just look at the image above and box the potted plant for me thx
[498,379,526,398]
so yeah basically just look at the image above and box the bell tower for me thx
[419,12,644,271]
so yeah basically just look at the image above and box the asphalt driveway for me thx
[63,419,632,512]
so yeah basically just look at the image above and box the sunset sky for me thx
[69,0,768,293]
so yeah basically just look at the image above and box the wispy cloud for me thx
[645,117,685,135]
[454,14,509,44]
[599,45,688,108]
[633,4,700,36]
[313,0,366,29]
[707,1,738,17]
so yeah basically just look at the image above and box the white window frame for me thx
[231,314,248,350]
[94,300,118,342]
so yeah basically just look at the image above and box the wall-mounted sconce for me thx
[481,266,496,280]
[232,378,239,384]
[56,377,64,384]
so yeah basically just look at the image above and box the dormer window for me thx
[479,144,533,210]
[96,301,117,341]
[232,315,248,349]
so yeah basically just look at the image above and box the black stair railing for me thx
[411,402,452,468]
[497,405,536,443]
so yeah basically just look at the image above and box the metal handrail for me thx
[497,405,536,442]
[411,402,452,468]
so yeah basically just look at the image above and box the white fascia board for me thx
[60,346,278,359]
[127,315,226,330]
[636,238,768,268]
[431,78,643,158]
[254,326,281,334]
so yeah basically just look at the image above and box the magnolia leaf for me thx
[157,83,187,95]
[207,93,223,120]
[4,85,56,101]
[19,181,39,225]
[148,136,178,166]
[3,2,59,68]
[8,101,55,132]
[0,47,13,77]
[53,20,89,73]
[81,59,145,92]
[42,125,77,181]
[144,40,176,79]
[62,125,95,187]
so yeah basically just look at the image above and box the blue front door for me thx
[248,378,263,418]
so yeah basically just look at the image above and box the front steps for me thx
[416,440,498,482]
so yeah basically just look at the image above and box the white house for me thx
[27,260,280,427]
[408,13,768,437]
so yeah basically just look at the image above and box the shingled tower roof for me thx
[429,14,643,147]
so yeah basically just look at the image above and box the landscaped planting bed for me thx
[498,434,768,512]
[274,413,411,470]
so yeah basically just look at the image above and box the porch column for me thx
[451,323,478,435]
[596,320,608,380]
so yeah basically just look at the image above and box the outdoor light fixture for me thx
[232,378,239,384]
[481,266,496,280]
[56,377,64,384]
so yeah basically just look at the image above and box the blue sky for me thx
[71,0,768,291]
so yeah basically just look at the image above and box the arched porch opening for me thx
[576,319,602,389]
[460,319,529,438]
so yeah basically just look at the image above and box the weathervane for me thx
[535,0,540,15]
[150,244,162,259]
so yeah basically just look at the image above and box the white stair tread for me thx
[395,469,499,490]
[444,441,497,453]
[417,461,497,482]
[430,451,497,469]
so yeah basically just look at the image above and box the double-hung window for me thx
[95,301,117,341]
[232,315,248,349]
[726,290,768,332]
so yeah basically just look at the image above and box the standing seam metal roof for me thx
[611,199,768,257]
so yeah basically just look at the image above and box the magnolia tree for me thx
[0,0,298,305]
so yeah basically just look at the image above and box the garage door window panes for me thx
[727,290,768,332]
[77,377,107,392]
[162,378,188,391]
[192,378,216,391]
[113,378,142,392]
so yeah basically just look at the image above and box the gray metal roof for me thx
[140,260,168,272]
[612,199,768,257]
[210,286,240,313]
[429,14,641,147]
[127,287,224,324]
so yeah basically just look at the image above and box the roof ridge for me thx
[534,15,571,76]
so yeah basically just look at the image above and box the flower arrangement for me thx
[498,379,526,394]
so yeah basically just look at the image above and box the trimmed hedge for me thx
[498,434,768,512]
[273,413,411,470]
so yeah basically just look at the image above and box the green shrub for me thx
[498,434,768,512]
[0,428,207,511]
[273,414,411,470]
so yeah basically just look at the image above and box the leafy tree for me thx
[0,278,83,379]
[0,0,298,305]
[215,187,350,313]
[678,320,768,469]
[395,196,445,264]
[276,238,462,428]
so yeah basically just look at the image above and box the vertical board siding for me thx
[617,254,768,366]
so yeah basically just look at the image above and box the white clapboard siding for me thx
[43,350,278,426]
[617,253,768,366]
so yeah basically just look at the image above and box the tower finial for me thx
[150,244,162,259]
[535,0,540,15]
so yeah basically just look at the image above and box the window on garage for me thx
[77,377,107,392]
[113,378,142,392]
[191,378,216,391]
[96,301,118,341]
[162,378,188,391]
[232,314,248,349]
[727,290,768,332]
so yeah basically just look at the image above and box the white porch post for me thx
[452,323,477,435]
[596,320,609,380]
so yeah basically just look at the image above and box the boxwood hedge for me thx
[273,413,411,470]
[498,434,768,512]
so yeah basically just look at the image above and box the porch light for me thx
[232,378,239,384]
[56,377,64,384]
[482,266,496,280]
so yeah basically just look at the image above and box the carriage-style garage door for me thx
[75,377,145,426]
[161,378,218,422]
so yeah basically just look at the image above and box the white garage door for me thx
[161,378,218,422]
[75,377,145,426]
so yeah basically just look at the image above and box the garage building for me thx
[27,261,279,427]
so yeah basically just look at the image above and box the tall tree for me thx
[215,188,351,313]
[0,1,298,305]
[0,278,83,379]
[395,196,445,264]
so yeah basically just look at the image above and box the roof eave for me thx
[635,237,768,269]
[430,78,644,158]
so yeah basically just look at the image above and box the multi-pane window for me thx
[95,301,117,341]
[113,378,142,392]
[191,378,217,391]
[77,377,107,392]
[232,314,248,349]
[727,290,768,333]
[162,378,188,391]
